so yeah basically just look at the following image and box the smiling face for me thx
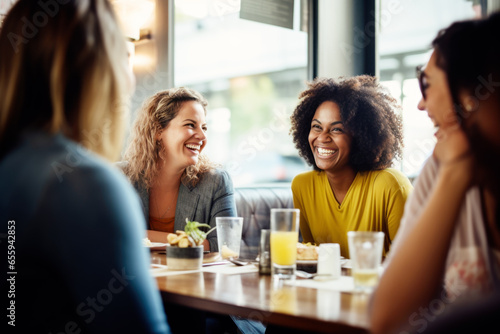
[308,101,352,173]
[417,51,456,130]
[157,100,207,171]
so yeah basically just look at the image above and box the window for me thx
[377,0,481,179]
[0,0,16,26]
[173,0,312,186]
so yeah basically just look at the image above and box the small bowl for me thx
[166,245,203,270]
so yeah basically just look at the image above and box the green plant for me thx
[167,219,217,247]
[184,218,217,246]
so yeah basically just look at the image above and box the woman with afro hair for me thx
[290,75,413,258]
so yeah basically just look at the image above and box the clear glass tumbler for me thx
[216,217,243,259]
[347,231,384,293]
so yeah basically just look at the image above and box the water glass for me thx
[347,231,384,293]
[216,217,243,259]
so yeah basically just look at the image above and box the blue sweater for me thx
[0,132,170,333]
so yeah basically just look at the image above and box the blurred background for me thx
[2,0,496,186]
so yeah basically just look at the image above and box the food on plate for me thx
[297,242,319,260]
[220,245,238,259]
[168,219,216,248]
[143,237,153,247]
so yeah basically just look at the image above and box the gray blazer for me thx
[117,162,237,251]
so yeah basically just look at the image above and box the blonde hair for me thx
[0,0,130,161]
[123,88,216,189]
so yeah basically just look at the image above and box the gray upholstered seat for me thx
[234,186,295,259]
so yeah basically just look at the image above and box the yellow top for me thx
[291,169,413,258]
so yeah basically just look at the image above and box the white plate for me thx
[145,242,168,251]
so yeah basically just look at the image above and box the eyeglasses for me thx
[416,65,428,100]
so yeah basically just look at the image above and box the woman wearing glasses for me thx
[290,76,413,258]
[371,12,500,334]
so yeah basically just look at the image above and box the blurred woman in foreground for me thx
[0,1,170,333]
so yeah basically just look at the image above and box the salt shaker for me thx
[258,229,271,275]
[316,243,340,280]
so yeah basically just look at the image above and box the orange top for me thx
[149,215,175,233]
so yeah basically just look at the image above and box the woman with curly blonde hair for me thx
[290,76,413,258]
[121,87,236,252]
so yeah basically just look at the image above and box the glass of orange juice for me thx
[270,208,299,280]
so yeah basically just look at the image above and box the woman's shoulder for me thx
[2,133,141,224]
[371,168,411,183]
[34,135,139,204]
[6,132,126,189]
[56,154,137,206]
[366,168,413,194]
[411,156,439,189]
[201,167,230,180]
[195,167,233,190]
[291,170,322,190]
[53,156,145,238]
[292,170,321,182]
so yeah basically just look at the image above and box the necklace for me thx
[152,191,178,218]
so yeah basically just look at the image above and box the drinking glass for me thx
[347,231,384,293]
[216,217,243,259]
[270,208,299,280]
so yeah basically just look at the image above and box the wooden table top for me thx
[152,251,371,333]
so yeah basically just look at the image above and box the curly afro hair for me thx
[290,76,403,172]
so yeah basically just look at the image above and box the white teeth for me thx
[185,144,200,150]
[317,148,336,155]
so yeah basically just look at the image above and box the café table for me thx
[151,251,371,334]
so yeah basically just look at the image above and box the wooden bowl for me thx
[166,245,203,270]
